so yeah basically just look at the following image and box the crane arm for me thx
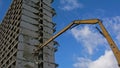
[74,19,99,24]
[34,18,120,67]
[37,22,74,50]
[97,21,120,67]
[35,19,99,52]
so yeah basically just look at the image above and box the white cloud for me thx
[72,16,120,68]
[71,16,120,55]
[60,0,84,11]
[73,50,119,68]
[74,57,92,68]
[71,25,106,55]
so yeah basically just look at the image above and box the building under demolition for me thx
[0,0,58,68]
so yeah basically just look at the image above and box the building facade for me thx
[0,0,58,68]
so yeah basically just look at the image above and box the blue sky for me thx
[52,0,120,68]
[0,0,120,68]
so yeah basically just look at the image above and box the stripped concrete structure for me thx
[0,0,58,68]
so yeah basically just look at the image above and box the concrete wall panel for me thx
[23,35,39,45]
[43,9,52,18]
[43,20,53,28]
[22,3,39,13]
[20,28,39,38]
[22,9,39,18]
[21,21,38,31]
[21,15,39,25]
[30,0,39,3]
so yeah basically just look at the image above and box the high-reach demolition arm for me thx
[35,19,98,51]
[35,19,120,67]
[97,20,120,67]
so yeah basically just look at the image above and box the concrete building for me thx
[0,0,58,68]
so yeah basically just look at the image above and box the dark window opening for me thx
[39,26,43,30]
[15,36,18,41]
[38,62,43,68]
[38,54,43,60]
[8,66,11,68]
[14,52,17,56]
[40,9,43,12]
[6,61,9,64]
[40,4,43,7]
[17,29,19,34]
[40,14,43,17]
[10,39,12,43]
[40,0,43,2]
[8,46,11,50]
[39,38,43,43]
[39,20,43,24]
[7,53,10,57]
[15,45,18,49]
[39,32,43,36]
[13,61,16,65]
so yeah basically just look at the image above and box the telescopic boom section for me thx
[35,19,99,52]
[74,19,99,24]
[36,22,74,50]
[98,21,120,67]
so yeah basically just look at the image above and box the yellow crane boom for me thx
[35,19,98,51]
[98,21,120,67]
[35,19,120,67]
